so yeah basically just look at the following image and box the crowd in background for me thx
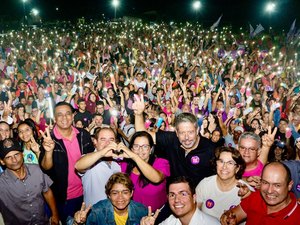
[0,19,299,225]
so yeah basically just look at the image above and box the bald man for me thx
[220,162,300,225]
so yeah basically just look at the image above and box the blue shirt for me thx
[86,199,147,225]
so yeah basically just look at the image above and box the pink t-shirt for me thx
[243,160,264,177]
[53,126,83,200]
[121,158,170,210]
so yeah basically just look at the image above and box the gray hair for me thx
[174,113,198,130]
[238,132,261,148]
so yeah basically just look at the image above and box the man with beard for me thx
[133,95,215,187]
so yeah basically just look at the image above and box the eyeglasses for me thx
[216,159,237,168]
[239,146,258,152]
[167,191,191,200]
[110,189,131,196]
[132,144,150,151]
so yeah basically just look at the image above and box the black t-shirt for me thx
[155,130,215,186]
[74,111,93,128]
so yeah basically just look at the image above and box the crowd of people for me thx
[0,18,299,225]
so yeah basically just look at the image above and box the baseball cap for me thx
[0,138,23,159]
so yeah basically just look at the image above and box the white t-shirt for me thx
[160,208,220,225]
[196,175,241,219]
[81,159,121,205]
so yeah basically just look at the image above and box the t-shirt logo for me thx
[229,205,236,209]
[296,184,300,192]
[191,156,200,165]
[205,199,215,209]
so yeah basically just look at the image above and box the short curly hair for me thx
[212,146,246,179]
[105,172,134,196]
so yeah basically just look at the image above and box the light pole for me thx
[192,1,201,20]
[22,0,27,24]
[112,0,119,20]
[31,8,39,17]
[265,2,276,13]
[265,2,276,30]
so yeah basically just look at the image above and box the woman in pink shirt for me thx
[119,131,170,211]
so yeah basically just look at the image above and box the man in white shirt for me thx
[141,176,220,225]
[74,127,121,206]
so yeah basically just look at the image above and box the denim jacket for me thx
[86,199,147,225]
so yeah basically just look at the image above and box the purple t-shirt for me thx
[121,158,170,210]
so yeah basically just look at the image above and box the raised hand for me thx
[98,142,118,158]
[40,127,55,152]
[29,135,41,155]
[140,206,160,225]
[132,94,145,116]
[73,202,92,225]
[261,126,277,149]
[116,142,136,159]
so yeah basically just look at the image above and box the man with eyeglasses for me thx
[39,102,94,225]
[140,176,220,225]
[75,127,121,206]
[133,95,215,187]
[238,128,277,189]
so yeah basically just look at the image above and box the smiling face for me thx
[216,152,239,181]
[238,138,260,166]
[168,182,196,220]
[176,122,199,151]
[18,123,33,143]
[0,123,10,140]
[132,136,151,162]
[260,164,293,211]
[108,183,133,215]
[54,104,74,130]
[95,128,116,151]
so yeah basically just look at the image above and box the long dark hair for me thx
[125,131,156,188]
[17,118,40,147]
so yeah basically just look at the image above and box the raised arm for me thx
[39,128,55,170]
[119,143,166,183]
[75,142,117,173]
[132,95,156,141]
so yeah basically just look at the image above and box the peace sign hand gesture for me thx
[29,135,41,156]
[40,127,55,153]
[73,202,92,225]
[262,126,277,149]
[140,206,160,225]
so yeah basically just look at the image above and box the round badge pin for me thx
[205,199,215,209]
[191,156,200,165]
[296,184,300,192]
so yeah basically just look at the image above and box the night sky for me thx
[1,0,300,29]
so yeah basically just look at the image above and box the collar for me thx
[5,164,31,182]
[53,125,79,140]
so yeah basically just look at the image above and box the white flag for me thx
[252,24,264,37]
[249,24,254,37]
[210,14,223,30]
[287,19,296,41]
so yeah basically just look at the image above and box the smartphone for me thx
[156,117,164,128]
